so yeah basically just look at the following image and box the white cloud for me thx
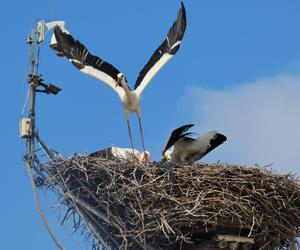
[178,74,300,174]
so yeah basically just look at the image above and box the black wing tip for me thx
[216,133,227,143]
[134,1,187,88]
[52,25,122,80]
[53,25,67,47]
[179,1,187,32]
[172,124,194,135]
[54,25,60,31]
[170,124,194,135]
[169,1,187,55]
[52,26,73,59]
[89,147,113,158]
[50,43,64,56]
[54,25,64,37]
[163,123,194,153]
[50,25,65,56]
[203,132,227,156]
[180,124,194,130]
[180,1,186,16]
[209,133,227,149]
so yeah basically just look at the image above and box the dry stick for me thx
[30,160,59,192]
[60,207,73,225]
[135,195,148,250]
[32,158,102,249]
[73,176,146,249]
[73,176,117,220]
[257,240,271,250]
[75,204,110,250]
[77,205,120,248]
[59,180,113,247]
[43,155,300,249]
[33,158,63,194]
[33,158,75,213]
[65,192,110,224]
[33,158,112,248]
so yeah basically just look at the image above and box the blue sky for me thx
[2,0,300,249]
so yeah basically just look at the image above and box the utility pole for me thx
[22,21,64,250]
[27,29,37,160]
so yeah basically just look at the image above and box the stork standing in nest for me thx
[162,124,227,163]
[50,2,187,162]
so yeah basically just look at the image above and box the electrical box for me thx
[36,20,45,43]
[19,118,32,138]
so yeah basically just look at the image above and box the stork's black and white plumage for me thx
[50,2,187,162]
[89,147,151,163]
[162,124,227,163]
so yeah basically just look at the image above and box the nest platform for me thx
[36,154,300,250]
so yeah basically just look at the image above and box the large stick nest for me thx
[40,154,300,249]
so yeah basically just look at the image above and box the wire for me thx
[25,159,66,250]
[21,88,30,116]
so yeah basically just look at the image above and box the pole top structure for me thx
[20,20,63,139]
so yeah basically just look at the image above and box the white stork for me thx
[162,124,227,163]
[50,2,187,162]
[89,146,151,163]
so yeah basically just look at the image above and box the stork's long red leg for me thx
[137,116,146,152]
[137,116,150,163]
[127,119,136,158]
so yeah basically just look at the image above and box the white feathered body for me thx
[90,146,150,162]
[170,130,220,163]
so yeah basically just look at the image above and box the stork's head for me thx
[162,149,172,162]
[116,73,125,87]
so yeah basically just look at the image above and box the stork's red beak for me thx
[115,77,122,88]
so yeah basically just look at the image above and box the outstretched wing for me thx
[205,132,227,155]
[162,123,194,154]
[194,131,227,159]
[89,147,114,159]
[51,26,125,99]
[134,2,187,95]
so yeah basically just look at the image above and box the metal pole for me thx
[25,25,65,250]
[28,30,36,157]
